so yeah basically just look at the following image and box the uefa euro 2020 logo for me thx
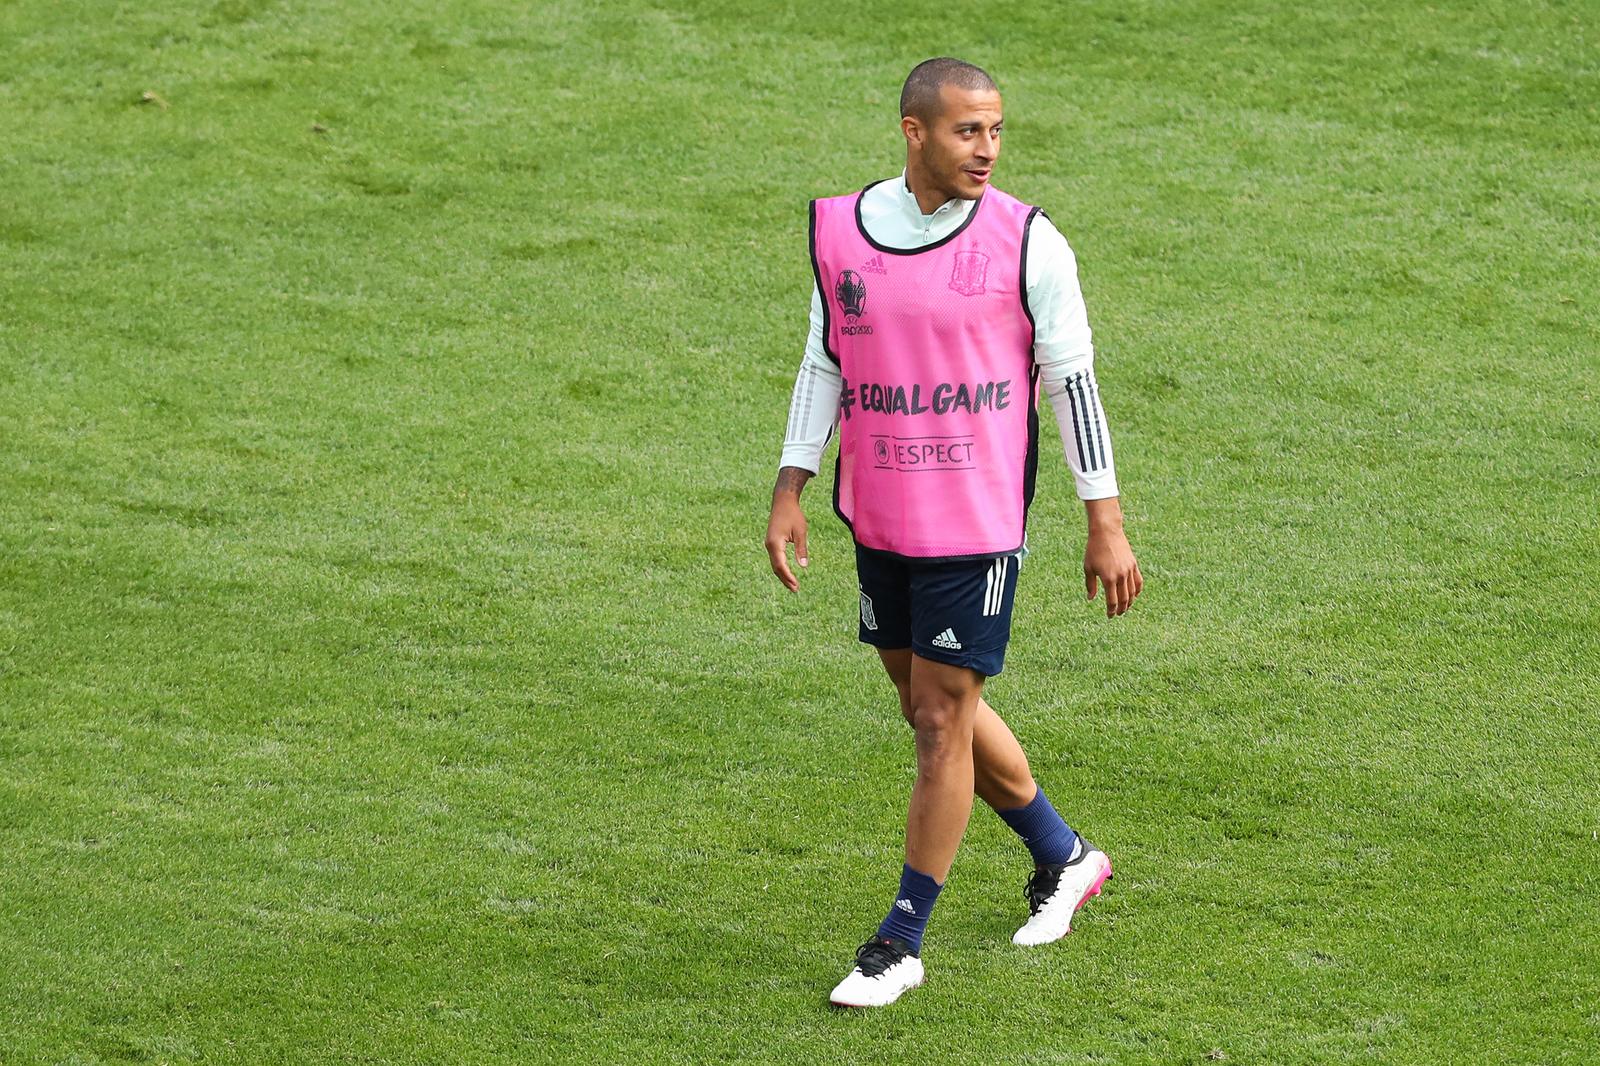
[836,270,867,319]
[836,270,872,335]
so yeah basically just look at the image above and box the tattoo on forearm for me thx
[774,466,812,499]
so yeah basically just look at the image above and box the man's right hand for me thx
[765,466,813,593]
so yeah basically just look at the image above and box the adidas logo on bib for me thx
[931,628,963,650]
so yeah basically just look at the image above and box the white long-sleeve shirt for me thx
[781,171,1118,500]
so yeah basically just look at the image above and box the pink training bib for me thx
[811,180,1041,559]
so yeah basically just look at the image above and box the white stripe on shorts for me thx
[984,556,1008,617]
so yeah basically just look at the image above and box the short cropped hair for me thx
[899,57,998,123]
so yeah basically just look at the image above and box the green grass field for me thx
[2,1,1597,1062]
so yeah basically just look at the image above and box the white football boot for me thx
[1011,840,1113,947]
[828,937,925,1008]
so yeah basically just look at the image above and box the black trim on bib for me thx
[1019,206,1043,338]
[1019,206,1045,524]
[853,178,985,256]
[832,449,846,535]
[851,536,1025,566]
[807,199,839,366]
[1022,364,1041,519]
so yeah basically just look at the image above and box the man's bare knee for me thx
[907,655,982,763]
[911,698,959,733]
[910,697,972,761]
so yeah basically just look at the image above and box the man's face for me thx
[909,85,1003,201]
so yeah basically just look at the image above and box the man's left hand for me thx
[1083,501,1143,617]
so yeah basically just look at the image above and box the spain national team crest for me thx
[836,270,868,318]
[948,250,990,296]
[859,590,879,631]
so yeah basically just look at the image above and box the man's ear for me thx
[901,115,924,149]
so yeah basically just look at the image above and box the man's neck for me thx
[903,163,954,215]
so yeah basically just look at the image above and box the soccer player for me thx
[764,58,1144,1008]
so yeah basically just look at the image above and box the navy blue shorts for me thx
[855,543,1022,677]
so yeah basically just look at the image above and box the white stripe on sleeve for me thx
[778,282,843,474]
[1027,213,1119,501]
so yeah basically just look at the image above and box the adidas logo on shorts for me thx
[930,628,963,650]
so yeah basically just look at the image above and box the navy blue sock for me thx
[875,864,943,954]
[997,785,1080,867]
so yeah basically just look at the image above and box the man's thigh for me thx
[908,652,986,712]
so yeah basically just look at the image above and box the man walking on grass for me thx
[764,57,1144,1007]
